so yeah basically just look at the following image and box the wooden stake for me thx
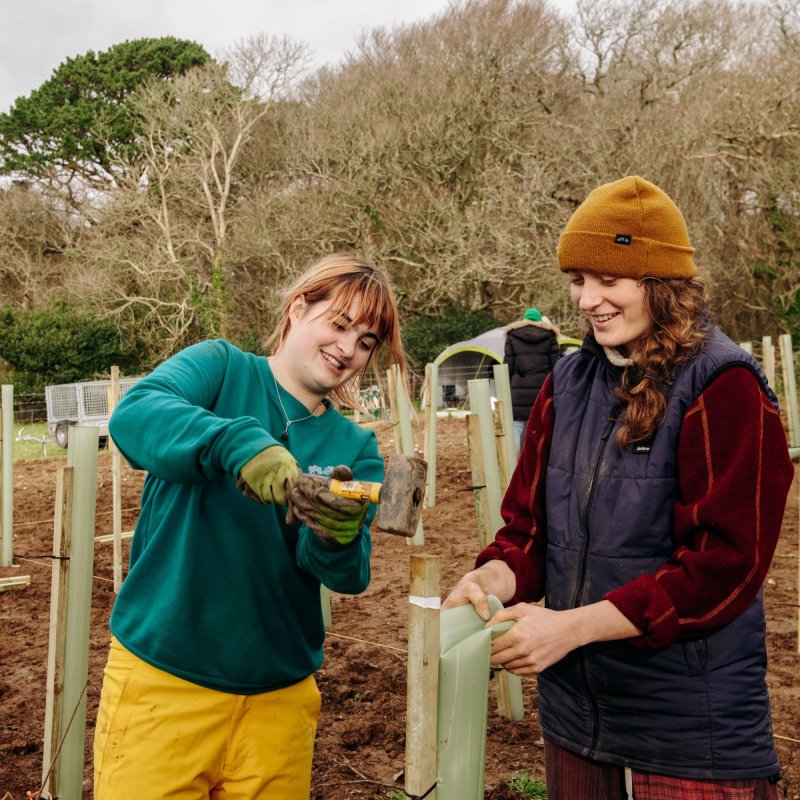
[493,400,510,493]
[424,363,438,508]
[52,426,98,799]
[1,384,13,567]
[467,380,503,537]
[492,363,517,473]
[493,667,525,722]
[405,554,440,800]
[392,365,424,545]
[386,367,401,454]
[779,334,799,448]
[42,466,74,799]
[762,335,775,389]
[108,366,123,592]
[94,530,134,544]
[394,364,415,456]
[0,575,30,592]
[372,367,390,420]
[467,414,491,549]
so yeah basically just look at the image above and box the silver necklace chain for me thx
[270,366,322,442]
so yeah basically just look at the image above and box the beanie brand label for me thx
[614,234,632,245]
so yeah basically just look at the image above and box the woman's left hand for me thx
[488,604,582,675]
[488,600,642,675]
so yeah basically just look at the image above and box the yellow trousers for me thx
[94,637,321,799]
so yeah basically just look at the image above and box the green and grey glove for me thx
[237,445,300,506]
[286,465,369,548]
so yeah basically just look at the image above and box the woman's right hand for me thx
[237,445,300,505]
[442,575,493,620]
[441,560,517,621]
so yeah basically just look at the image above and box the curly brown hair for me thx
[615,277,710,449]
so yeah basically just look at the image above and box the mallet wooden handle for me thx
[327,479,382,504]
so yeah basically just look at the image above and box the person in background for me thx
[444,176,793,799]
[93,254,407,800]
[504,306,561,451]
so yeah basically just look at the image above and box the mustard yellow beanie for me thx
[557,176,697,279]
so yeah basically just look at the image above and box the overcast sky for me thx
[0,0,576,114]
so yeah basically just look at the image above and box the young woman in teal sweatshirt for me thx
[94,254,407,799]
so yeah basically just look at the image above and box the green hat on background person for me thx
[523,307,542,322]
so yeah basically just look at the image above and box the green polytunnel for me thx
[431,326,581,410]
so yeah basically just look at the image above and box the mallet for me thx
[327,452,428,537]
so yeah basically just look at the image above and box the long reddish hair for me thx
[615,277,710,448]
[264,253,407,408]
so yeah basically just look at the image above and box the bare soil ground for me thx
[1,416,799,799]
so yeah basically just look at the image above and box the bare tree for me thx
[268,0,575,324]
[0,183,72,308]
[67,37,308,359]
[4,0,800,356]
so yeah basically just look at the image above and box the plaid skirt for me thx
[544,738,783,800]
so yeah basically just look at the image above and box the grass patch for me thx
[507,772,547,798]
[10,422,67,460]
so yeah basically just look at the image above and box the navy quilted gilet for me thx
[539,326,779,780]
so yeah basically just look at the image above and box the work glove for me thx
[286,465,369,548]
[237,445,300,506]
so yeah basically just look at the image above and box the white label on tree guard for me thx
[409,596,441,609]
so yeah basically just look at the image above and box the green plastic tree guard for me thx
[437,596,524,799]
[321,584,332,629]
[53,425,99,800]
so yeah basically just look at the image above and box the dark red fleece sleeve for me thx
[605,367,794,648]
[475,374,553,603]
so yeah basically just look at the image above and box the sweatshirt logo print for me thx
[307,464,335,477]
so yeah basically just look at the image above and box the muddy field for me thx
[1,416,799,799]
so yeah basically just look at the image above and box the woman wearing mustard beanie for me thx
[445,176,792,798]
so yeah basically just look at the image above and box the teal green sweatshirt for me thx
[108,339,381,694]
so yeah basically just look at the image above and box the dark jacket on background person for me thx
[504,319,561,421]
[479,327,793,780]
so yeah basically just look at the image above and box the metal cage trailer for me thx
[45,377,142,448]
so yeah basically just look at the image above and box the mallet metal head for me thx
[374,453,428,537]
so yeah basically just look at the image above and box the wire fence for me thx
[11,394,47,424]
